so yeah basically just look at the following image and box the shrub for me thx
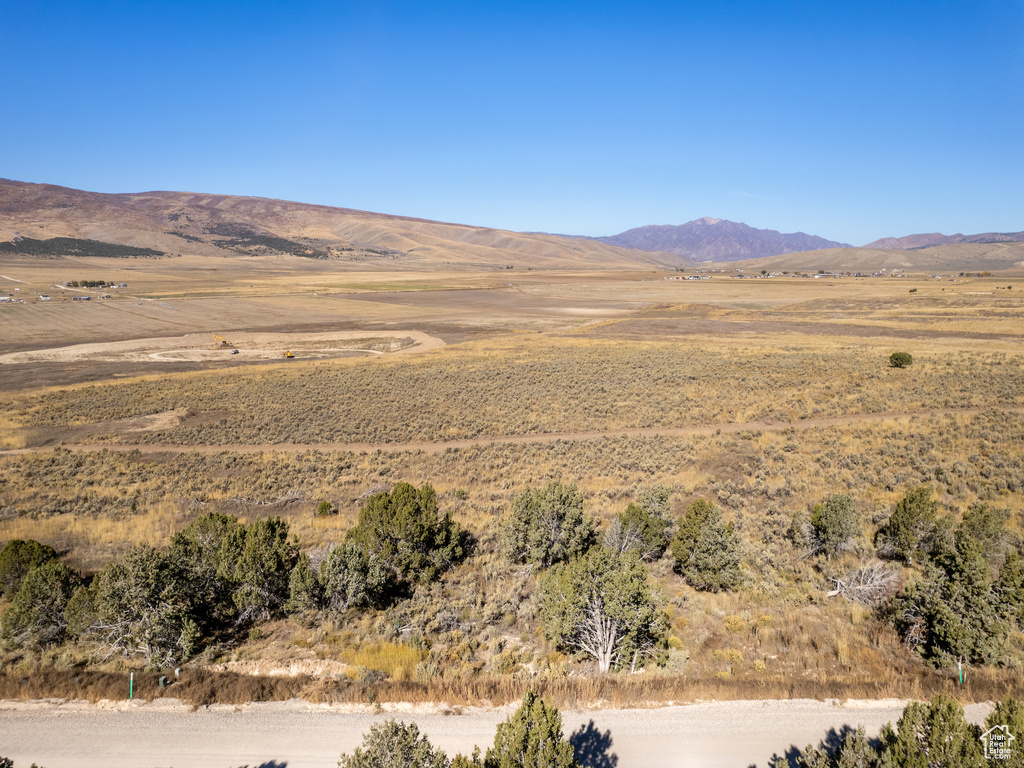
[810,493,860,558]
[502,481,595,568]
[877,693,983,767]
[891,509,1015,666]
[889,351,913,368]
[797,693,994,767]
[316,500,336,516]
[82,546,200,665]
[670,499,742,591]
[347,483,464,584]
[289,543,388,614]
[167,512,246,627]
[231,517,299,623]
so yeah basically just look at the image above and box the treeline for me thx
[65,280,114,288]
[0,483,466,666]
[0,236,164,258]
[3,480,1024,675]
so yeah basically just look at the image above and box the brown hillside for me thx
[0,179,686,270]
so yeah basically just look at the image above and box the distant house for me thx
[118,282,128,287]
[38,295,51,301]
[72,295,91,301]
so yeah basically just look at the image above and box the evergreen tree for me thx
[538,547,664,672]
[0,560,80,648]
[877,693,983,768]
[0,539,57,598]
[670,499,742,591]
[347,483,464,584]
[168,512,246,627]
[338,719,450,768]
[484,691,579,768]
[985,695,1024,768]
[85,545,200,665]
[811,494,860,558]
[875,487,942,564]
[603,501,671,561]
[231,517,299,623]
[502,481,595,569]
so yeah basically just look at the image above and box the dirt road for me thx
[2,404,1020,458]
[0,698,995,768]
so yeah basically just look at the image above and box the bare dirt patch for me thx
[0,329,444,366]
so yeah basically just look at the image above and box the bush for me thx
[167,512,245,627]
[289,543,388,614]
[316,500,336,516]
[670,499,742,591]
[502,481,595,568]
[346,483,465,584]
[83,545,200,666]
[891,508,1016,666]
[797,693,987,767]
[810,493,860,558]
[889,351,913,368]
[231,517,299,623]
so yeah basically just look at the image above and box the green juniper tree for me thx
[347,483,464,585]
[0,539,57,598]
[337,719,450,768]
[810,493,860,558]
[503,481,595,569]
[539,547,664,672]
[0,560,80,648]
[483,691,579,768]
[670,499,742,591]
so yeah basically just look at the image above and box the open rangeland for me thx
[1,253,1023,763]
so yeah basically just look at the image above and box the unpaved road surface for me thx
[0,698,995,768]
[3,404,1021,458]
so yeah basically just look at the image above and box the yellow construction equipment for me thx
[213,334,232,347]
[284,350,294,358]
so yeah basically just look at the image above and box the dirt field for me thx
[0,697,997,768]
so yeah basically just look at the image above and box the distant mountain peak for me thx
[596,218,850,262]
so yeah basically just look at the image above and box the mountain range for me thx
[1,179,1021,272]
[595,217,851,262]
[863,231,1024,250]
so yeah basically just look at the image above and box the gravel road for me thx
[0,698,995,768]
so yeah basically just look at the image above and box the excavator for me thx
[284,350,294,359]
[212,334,232,347]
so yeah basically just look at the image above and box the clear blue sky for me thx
[2,0,1021,245]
